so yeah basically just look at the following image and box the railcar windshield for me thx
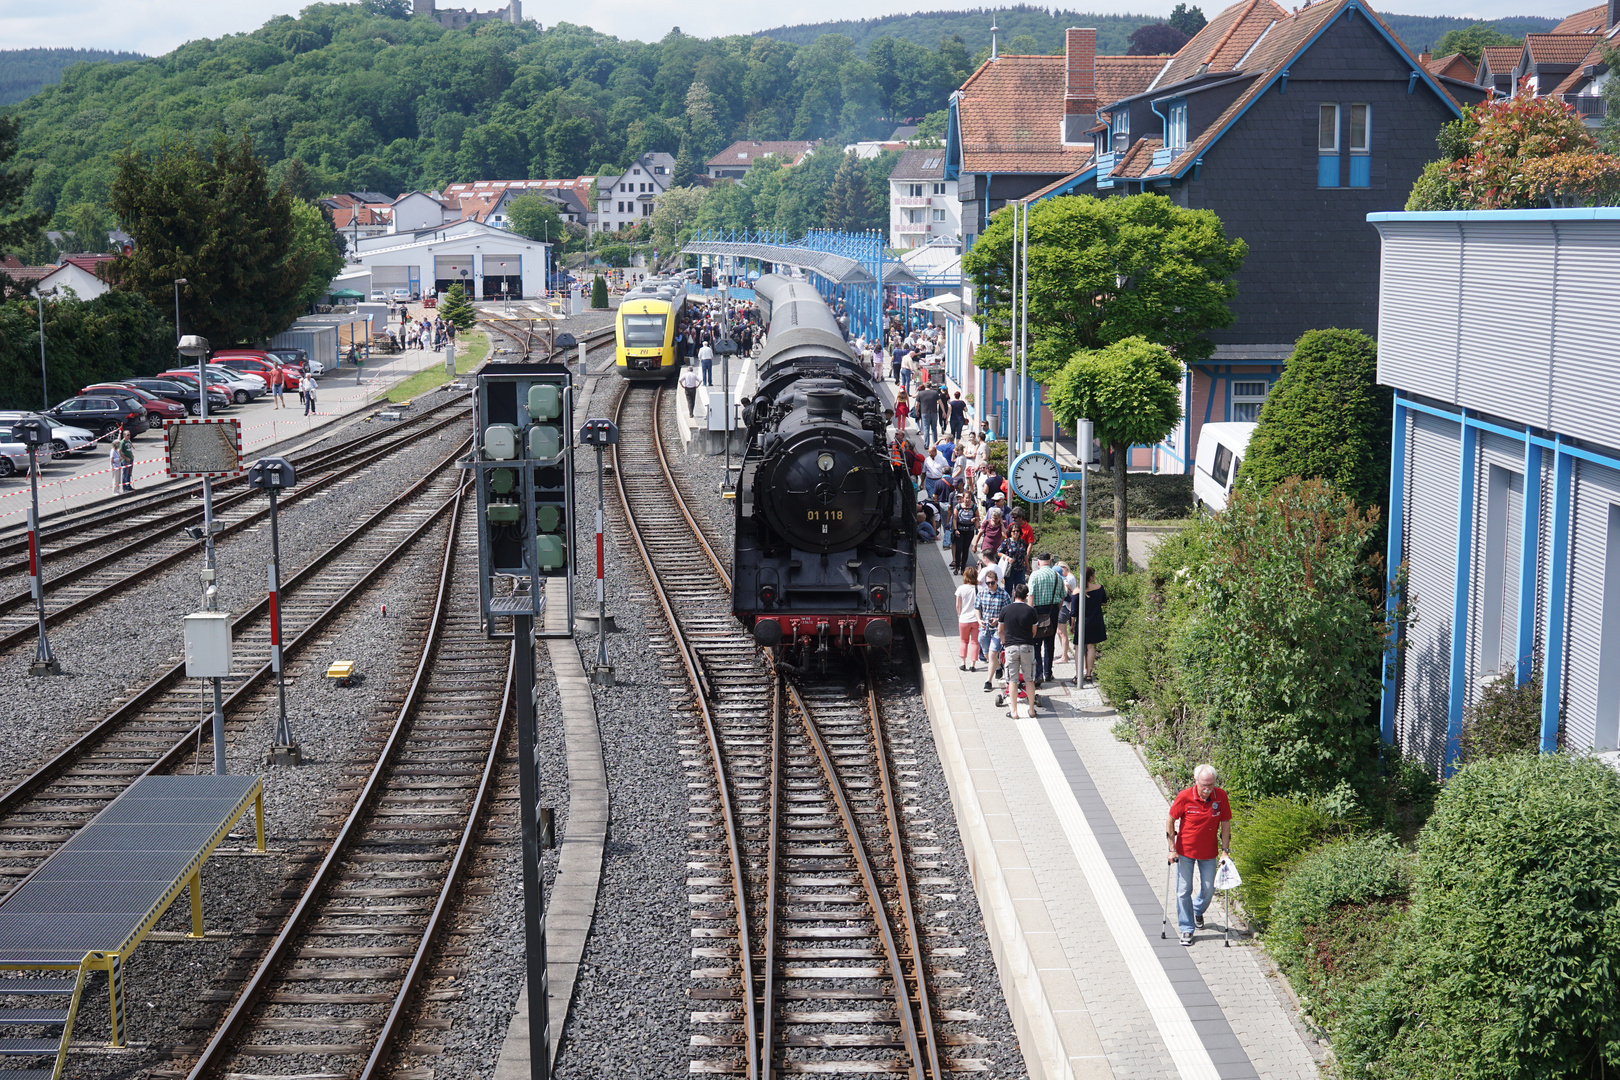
[622,313,668,348]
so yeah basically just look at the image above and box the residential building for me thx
[888,149,961,249]
[390,190,464,233]
[7,256,114,300]
[704,141,816,181]
[945,30,1167,246]
[442,178,596,231]
[1374,208,1620,771]
[595,153,676,233]
[411,0,521,29]
[1088,0,1485,473]
[1473,4,1616,125]
[1421,51,1476,82]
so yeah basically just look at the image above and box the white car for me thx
[0,412,95,457]
[201,366,266,403]
[391,288,411,302]
[1193,421,1258,513]
[0,439,52,477]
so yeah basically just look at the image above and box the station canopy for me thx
[682,238,918,287]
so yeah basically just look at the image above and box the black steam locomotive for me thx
[734,274,917,658]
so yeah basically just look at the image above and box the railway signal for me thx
[580,418,619,685]
[248,457,301,767]
[10,418,59,675]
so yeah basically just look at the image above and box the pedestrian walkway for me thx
[913,542,1322,1080]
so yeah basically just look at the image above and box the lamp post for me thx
[11,418,59,675]
[178,333,227,772]
[249,458,300,766]
[715,326,739,494]
[34,285,50,411]
[173,278,187,367]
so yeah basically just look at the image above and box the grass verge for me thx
[386,331,489,403]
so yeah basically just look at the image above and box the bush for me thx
[0,289,175,410]
[1184,478,1387,799]
[1078,470,1193,520]
[1337,754,1620,1080]
[590,274,608,308]
[1228,796,1356,928]
[1236,328,1392,514]
[1459,670,1543,763]
[1267,834,1411,973]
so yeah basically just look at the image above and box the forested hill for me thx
[4,4,973,236]
[0,48,147,105]
[755,8,1557,57]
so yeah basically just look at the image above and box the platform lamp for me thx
[11,417,59,675]
[249,457,300,766]
[177,332,231,773]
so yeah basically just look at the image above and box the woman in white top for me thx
[955,564,982,671]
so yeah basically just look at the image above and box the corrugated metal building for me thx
[1373,208,1620,772]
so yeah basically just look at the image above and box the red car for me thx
[81,383,188,427]
[214,352,298,389]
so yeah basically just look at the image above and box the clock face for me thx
[1012,452,1061,503]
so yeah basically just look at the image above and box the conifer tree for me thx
[823,152,870,233]
[437,283,476,330]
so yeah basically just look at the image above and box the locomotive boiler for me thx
[734,274,917,658]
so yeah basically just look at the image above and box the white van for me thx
[1193,421,1258,513]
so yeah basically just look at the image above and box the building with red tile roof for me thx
[705,141,816,180]
[1470,5,1617,126]
[1422,51,1476,82]
[1552,2,1607,34]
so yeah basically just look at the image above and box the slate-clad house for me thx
[1087,0,1486,471]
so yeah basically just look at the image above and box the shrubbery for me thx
[1228,796,1356,928]
[1336,754,1620,1079]
[590,275,608,309]
[1076,470,1193,520]
[1459,670,1543,762]
[0,289,174,410]
[1266,833,1411,971]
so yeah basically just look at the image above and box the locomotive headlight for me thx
[817,453,835,473]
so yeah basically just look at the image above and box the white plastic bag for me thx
[1214,855,1242,891]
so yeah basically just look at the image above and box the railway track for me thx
[0,397,475,652]
[176,486,514,1080]
[0,439,472,895]
[610,382,983,1077]
[479,316,615,364]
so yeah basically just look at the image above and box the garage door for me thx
[371,266,410,289]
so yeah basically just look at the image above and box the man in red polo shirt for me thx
[1165,764,1232,945]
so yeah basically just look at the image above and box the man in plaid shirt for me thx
[1027,553,1064,684]
[974,570,1012,693]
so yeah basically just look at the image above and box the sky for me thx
[0,0,1537,56]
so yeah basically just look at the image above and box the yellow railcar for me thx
[614,277,689,379]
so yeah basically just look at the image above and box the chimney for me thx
[1419,50,1431,65]
[1610,0,1619,32]
[1064,27,1097,143]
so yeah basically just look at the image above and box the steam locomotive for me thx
[734,274,917,659]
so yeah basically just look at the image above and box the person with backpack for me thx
[950,488,978,574]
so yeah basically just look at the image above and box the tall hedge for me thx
[1237,329,1392,513]
[1337,754,1620,1079]
[0,290,175,411]
[591,275,608,309]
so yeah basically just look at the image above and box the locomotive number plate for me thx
[806,510,845,521]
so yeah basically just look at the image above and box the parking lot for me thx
[0,341,463,528]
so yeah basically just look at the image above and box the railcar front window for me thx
[623,314,668,348]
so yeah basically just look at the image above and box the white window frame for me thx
[1167,101,1188,149]
[1111,109,1129,147]
[933,208,946,221]
[1318,103,1340,153]
[1348,103,1370,154]
[932,182,946,195]
[1230,380,1270,422]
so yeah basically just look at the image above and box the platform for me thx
[912,543,1322,1079]
[0,774,264,1080]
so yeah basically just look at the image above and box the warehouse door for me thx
[483,254,522,300]
[434,255,475,299]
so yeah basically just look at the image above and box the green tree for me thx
[1236,329,1392,513]
[1184,478,1386,798]
[56,201,114,252]
[1337,754,1620,1079]
[108,136,311,345]
[671,138,700,188]
[915,109,948,144]
[0,289,174,410]
[822,151,870,232]
[437,282,476,330]
[1048,336,1183,572]
[650,184,705,250]
[364,0,411,16]
[1168,3,1207,36]
[590,273,607,308]
[0,114,47,297]
[961,193,1246,382]
[505,194,564,245]
[289,199,345,308]
[1417,97,1620,210]
[1433,22,1518,65]
[280,157,318,202]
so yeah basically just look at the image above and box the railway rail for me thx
[479,316,615,364]
[610,382,980,1077]
[0,396,476,652]
[177,485,514,1080]
[0,437,472,897]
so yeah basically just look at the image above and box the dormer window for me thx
[1166,101,1188,150]
[1111,110,1129,149]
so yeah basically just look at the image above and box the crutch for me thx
[1224,883,1232,948]
[1161,858,1174,939]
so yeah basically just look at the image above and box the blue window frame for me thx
[1318,103,1340,188]
[1348,103,1370,187]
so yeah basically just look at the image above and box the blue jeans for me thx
[1176,856,1217,934]
[701,357,713,385]
[978,627,1001,658]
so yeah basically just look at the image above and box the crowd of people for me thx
[675,297,761,386]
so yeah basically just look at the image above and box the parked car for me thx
[207,364,267,393]
[1193,422,1258,514]
[80,384,187,426]
[124,377,231,415]
[214,354,295,389]
[0,439,52,477]
[371,291,387,302]
[161,368,262,404]
[49,396,149,438]
[391,288,411,302]
[264,347,323,376]
[0,412,97,457]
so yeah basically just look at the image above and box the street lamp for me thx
[11,417,59,675]
[715,328,739,493]
[174,278,188,367]
[34,285,50,411]
[248,457,300,766]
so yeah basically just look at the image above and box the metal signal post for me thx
[11,419,58,675]
[580,419,619,685]
[249,457,300,766]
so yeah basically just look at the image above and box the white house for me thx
[888,149,960,250]
[29,256,115,300]
[595,153,675,233]
[348,220,551,300]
